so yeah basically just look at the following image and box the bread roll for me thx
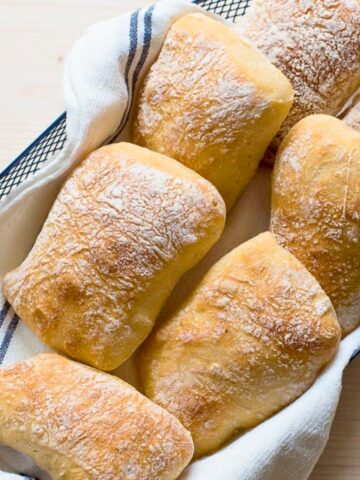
[236,0,360,163]
[133,13,293,209]
[271,115,360,335]
[3,142,225,371]
[0,353,194,480]
[343,92,360,132]
[137,232,340,458]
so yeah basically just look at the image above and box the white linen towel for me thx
[0,1,359,479]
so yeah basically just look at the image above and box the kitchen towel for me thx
[0,1,359,479]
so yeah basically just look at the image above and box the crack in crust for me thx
[271,115,360,335]
[133,13,293,209]
[3,143,225,371]
[0,354,194,480]
[236,0,360,163]
[137,232,340,458]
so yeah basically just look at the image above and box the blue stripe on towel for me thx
[106,9,140,143]
[119,4,155,133]
[125,10,140,85]
[0,8,154,473]
[0,301,10,329]
[132,5,155,91]
[109,4,155,141]
[118,9,140,130]
[0,314,19,364]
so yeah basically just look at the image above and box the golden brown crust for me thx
[271,114,360,335]
[3,142,225,371]
[236,0,360,163]
[137,232,340,458]
[133,13,293,209]
[0,354,194,480]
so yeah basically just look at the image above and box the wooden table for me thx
[1,1,359,478]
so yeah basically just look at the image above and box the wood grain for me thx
[0,0,156,169]
[0,1,359,478]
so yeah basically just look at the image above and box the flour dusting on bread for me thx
[236,0,360,158]
[3,143,225,371]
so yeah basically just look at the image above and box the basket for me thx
[0,0,251,201]
[1,1,359,362]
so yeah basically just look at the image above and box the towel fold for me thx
[0,1,359,479]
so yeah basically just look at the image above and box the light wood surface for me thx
[0,1,359,478]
